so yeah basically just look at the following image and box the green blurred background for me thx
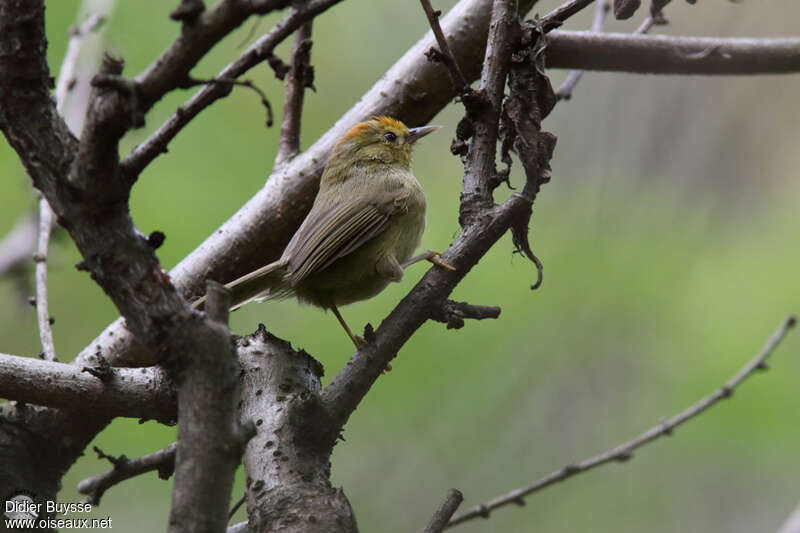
[1,0,799,531]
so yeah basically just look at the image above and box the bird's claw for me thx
[430,253,456,271]
[353,334,367,349]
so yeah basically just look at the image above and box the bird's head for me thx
[329,116,440,172]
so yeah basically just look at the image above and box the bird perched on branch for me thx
[195,116,453,348]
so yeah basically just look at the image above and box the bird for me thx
[195,116,454,348]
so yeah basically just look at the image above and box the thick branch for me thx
[0,0,118,509]
[168,281,245,533]
[77,442,177,505]
[546,31,800,74]
[239,326,357,533]
[446,316,797,528]
[0,352,175,420]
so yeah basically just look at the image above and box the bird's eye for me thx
[383,132,397,143]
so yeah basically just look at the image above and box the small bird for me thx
[195,116,453,348]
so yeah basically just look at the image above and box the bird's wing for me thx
[284,188,407,286]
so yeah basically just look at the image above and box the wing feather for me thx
[284,189,405,286]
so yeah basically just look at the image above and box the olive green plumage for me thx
[196,117,442,345]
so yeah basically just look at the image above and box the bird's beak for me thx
[406,125,441,143]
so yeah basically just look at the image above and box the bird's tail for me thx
[192,258,290,311]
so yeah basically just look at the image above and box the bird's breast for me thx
[387,174,427,263]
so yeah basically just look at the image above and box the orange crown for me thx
[343,116,408,141]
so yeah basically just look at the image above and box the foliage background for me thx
[1,1,799,531]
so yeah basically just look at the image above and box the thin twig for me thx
[539,0,597,31]
[556,0,609,100]
[121,0,345,180]
[446,316,797,528]
[34,197,56,361]
[419,0,471,95]
[181,76,274,127]
[422,489,464,533]
[54,13,106,112]
[77,443,178,504]
[34,10,108,361]
[228,494,246,520]
[275,21,313,166]
[635,0,671,34]
[430,300,501,330]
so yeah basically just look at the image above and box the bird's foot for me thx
[401,250,456,271]
[428,252,456,271]
[352,334,367,349]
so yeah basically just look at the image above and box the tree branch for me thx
[77,442,177,505]
[168,281,248,533]
[0,352,175,420]
[546,31,800,74]
[636,0,671,34]
[238,326,357,532]
[430,300,501,330]
[34,198,56,361]
[275,21,314,166]
[33,8,108,363]
[132,0,290,110]
[458,0,519,226]
[423,489,464,533]
[419,0,471,95]
[539,0,597,31]
[121,0,345,180]
[54,13,107,111]
[555,0,609,100]
[446,316,797,528]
